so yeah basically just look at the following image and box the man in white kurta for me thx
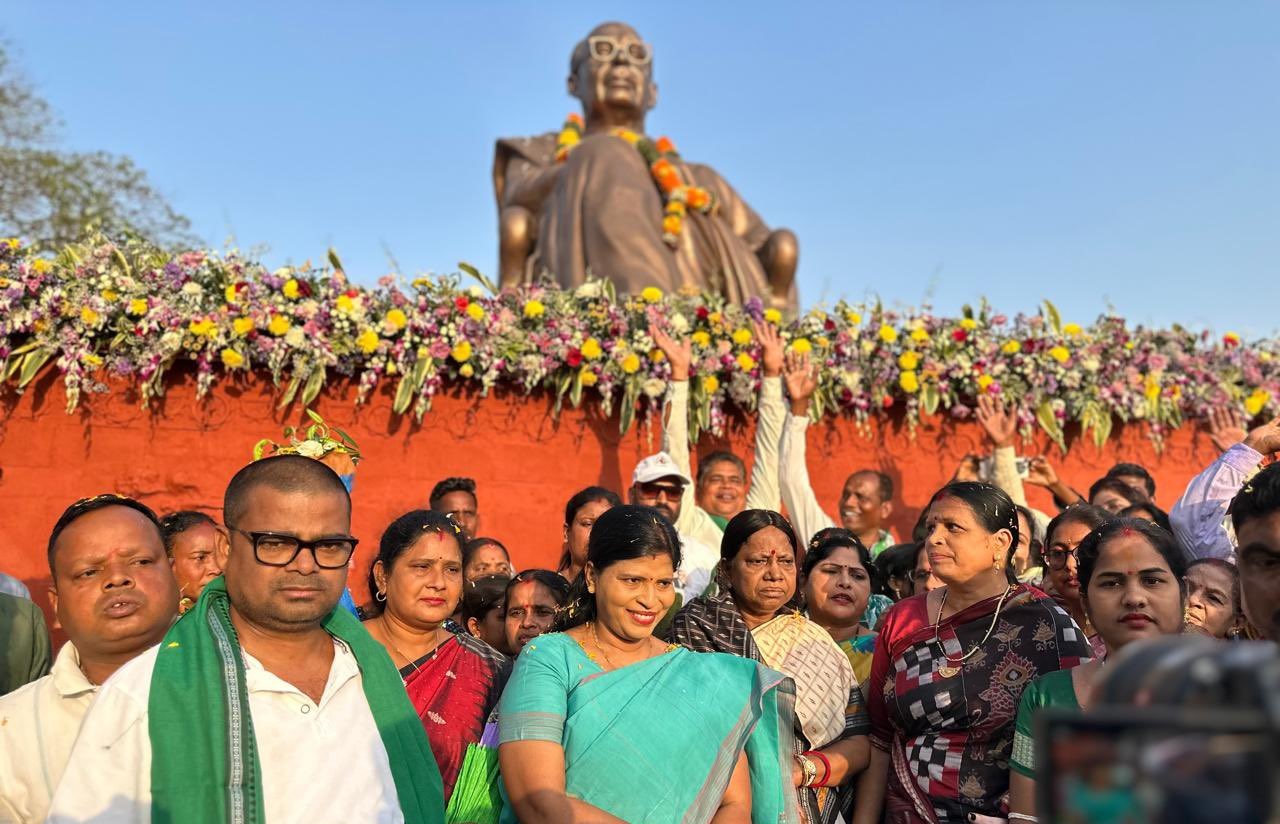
[46,639,403,823]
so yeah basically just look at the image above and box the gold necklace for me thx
[933,584,1012,678]
[588,621,655,670]
[383,620,443,675]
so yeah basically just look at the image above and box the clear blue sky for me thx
[7,2,1279,335]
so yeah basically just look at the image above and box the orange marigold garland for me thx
[554,114,716,248]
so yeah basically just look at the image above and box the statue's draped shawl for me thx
[494,132,778,305]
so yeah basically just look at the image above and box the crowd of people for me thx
[1,325,1277,824]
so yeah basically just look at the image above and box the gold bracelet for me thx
[794,753,818,787]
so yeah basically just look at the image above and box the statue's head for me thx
[568,22,658,121]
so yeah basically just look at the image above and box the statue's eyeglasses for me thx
[588,35,652,66]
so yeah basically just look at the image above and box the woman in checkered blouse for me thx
[853,483,1093,824]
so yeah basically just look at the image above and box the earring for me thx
[375,589,387,603]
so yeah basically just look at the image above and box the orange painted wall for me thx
[1,367,1218,620]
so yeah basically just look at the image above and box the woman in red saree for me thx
[363,510,510,816]
[853,483,1092,824]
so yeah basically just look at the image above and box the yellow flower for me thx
[614,129,640,145]
[702,375,720,393]
[0,278,8,289]
[960,318,977,331]
[83,353,103,368]
[233,317,254,336]
[451,340,472,363]
[621,353,641,374]
[649,348,665,363]
[879,325,899,344]
[708,311,723,326]
[898,351,920,370]
[385,308,407,330]
[1048,346,1070,364]
[581,338,603,360]
[910,327,929,343]
[523,299,545,319]
[267,315,291,336]
[691,331,711,348]
[763,309,782,324]
[220,348,245,369]
[466,303,486,322]
[101,289,118,302]
[188,319,217,338]
[32,258,52,275]
[899,370,920,393]
[224,284,240,303]
[815,336,830,349]
[336,294,355,313]
[1144,374,1161,402]
[790,338,813,355]
[80,307,100,325]
[579,368,598,387]
[1002,340,1021,355]
[1124,340,1136,350]
[641,287,663,303]
[356,329,379,354]
[459,363,475,378]
[1063,323,1083,337]
[845,311,862,325]
[4,238,19,250]
[128,299,149,316]
[732,328,753,345]
[283,279,300,299]
[977,374,994,392]
[1245,389,1270,418]
[737,353,757,371]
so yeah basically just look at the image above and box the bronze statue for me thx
[493,22,798,310]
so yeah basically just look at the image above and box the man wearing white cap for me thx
[630,452,721,601]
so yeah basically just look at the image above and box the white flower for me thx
[1081,357,1100,373]
[181,282,203,295]
[642,378,666,398]
[575,282,602,299]
[160,331,183,352]
[670,313,690,334]
[284,327,306,347]
[466,285,484,299]
[295,440,325,458]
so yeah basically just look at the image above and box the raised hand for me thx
[649,323,691,382]
[753,320,784,378]
[1244,414,1280,456]
[1024,456,1059,488]
[782,350,818,416]
[976,394,1018,449]
[1207,405,1247,453]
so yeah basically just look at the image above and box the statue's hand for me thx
[649,323,691,382]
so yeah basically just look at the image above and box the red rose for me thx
[345,288,359,298]
[696,306,709,320]
[952,329,968,342]
[882,395,895,409]
[297,281,313,298]
[455,296,470,311]
[566,348,583,367]
[824,319,836,331]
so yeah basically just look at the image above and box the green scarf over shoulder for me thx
[148,577,444,824]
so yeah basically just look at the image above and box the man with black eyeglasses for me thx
[50,456,445,824]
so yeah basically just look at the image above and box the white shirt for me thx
[677,533,720,601]
[47,638,403,824]
[664,376,786,551]
[0,642,96,824]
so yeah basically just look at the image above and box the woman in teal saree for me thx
[498,505,800,824]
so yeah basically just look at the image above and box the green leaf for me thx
[305,408,325,425]
[569,369,583,409]
[328,248,345,273]
[17,349,52,388]
[301,368,326,406]
[921,383,940,416]
[277,375,301,408]
[457,262,497,294]
[392,376,415,415]
[252,438,273,461]
[1042,300,1062,334]
[1034,400,1066,453]
[619,379,640,435]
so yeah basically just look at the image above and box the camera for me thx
[1036,637,1280,824]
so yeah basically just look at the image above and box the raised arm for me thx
[1170,411,1279,559]
[976,395,1029,508]
[745,320,786,512]
[779,350,837,544]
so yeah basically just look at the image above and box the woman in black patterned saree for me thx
[853,483,1093,824]
[670,509,870,824]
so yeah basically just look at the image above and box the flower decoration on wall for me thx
[1,233,1277,449]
